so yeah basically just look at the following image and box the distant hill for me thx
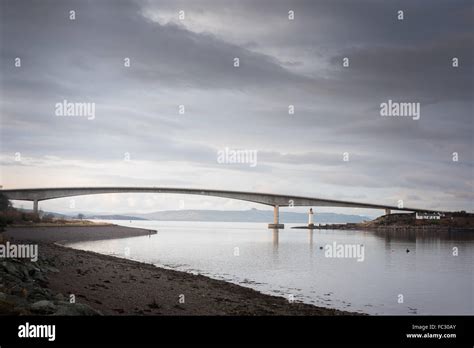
[18,209,147,221]
[85,215,148,221]
[127,208,371,223]
[20,208,371,223]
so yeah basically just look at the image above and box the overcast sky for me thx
[0,0,472,215]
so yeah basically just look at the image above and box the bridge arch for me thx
[1,187,441,229]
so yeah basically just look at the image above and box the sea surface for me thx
[66,220,474,315]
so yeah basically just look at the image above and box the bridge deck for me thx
[1,187,442,213]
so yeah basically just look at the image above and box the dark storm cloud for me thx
[328,36,473,103]
[0,0,314,162]
[0,0,308,93]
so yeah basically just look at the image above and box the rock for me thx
[54,293,65,301]
[20,265,30,279]
[43,265,59,273]
[25,263,41,272]
[1,251,102,316]
[30,300,57,314]
[25,264,42,279]
[29,287,53,301]
[31,270,47,282]
[53,302,102,316]
[2,261,22,278]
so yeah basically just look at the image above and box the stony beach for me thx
[0,224,355,316]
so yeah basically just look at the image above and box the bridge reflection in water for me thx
[270,228,315,253]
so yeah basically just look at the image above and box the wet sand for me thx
[4,224,156,243]
[3,225,357,316]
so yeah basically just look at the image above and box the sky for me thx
[0,0,473,216]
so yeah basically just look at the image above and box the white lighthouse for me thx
[308,208,314,228]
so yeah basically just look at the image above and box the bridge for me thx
[1,187,444,229]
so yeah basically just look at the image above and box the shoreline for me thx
[1,224,358,316]
[292,224,474,232]
[292,212,474,232]
[4,224,157,243]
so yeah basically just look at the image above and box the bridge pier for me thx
[268,205,284,229]
[385,208,391,215]
[33,200,38,215]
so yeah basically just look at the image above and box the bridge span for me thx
[1,187,443,229]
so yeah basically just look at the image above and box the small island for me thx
[292,211,474,232]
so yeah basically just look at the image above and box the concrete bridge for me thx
[1,187,443,229]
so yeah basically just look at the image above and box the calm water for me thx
[66,221,474,315]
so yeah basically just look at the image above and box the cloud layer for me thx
[1,0,473,214]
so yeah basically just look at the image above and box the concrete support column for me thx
[385,208,391,215]
[268,205,284,229]
[33,200,38,215]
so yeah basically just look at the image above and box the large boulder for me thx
[30,300,57,314]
